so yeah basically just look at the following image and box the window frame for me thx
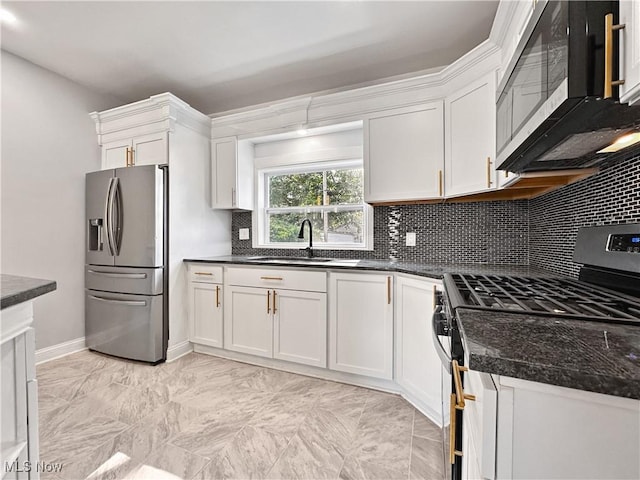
[253,159,373,251]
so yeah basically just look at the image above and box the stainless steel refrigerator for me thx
[85,165,168,364]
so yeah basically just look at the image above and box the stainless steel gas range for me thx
[433,223,640,480]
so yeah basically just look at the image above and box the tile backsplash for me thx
[232,200,530,265]
[232,151,640,273]
[529,151,640,277]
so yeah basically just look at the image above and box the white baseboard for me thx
[36,337,86,365]
[166,340,193,362]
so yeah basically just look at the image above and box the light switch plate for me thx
[406,232,416,247]
[239,228,250,240]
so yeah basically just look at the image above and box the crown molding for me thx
[91,92,211,143]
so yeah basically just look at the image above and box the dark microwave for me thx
[496,0,640,173]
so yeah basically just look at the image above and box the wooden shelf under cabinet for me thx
[369,168,598,205]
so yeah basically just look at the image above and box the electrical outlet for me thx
[406,232,416,246]
[239,228,250,240]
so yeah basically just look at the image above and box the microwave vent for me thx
[536,129,620,161]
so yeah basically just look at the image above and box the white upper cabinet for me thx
[91,93,210,171]
[364,102,444,203]
[620,0,640,105]
[211,137,254,210]
[444,70,497,197]
[102,132,168,170]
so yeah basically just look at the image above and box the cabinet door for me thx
[102,139,132,170]
[223,285,272,358]
[132,132,168,166]
[329,272,393,379]
[211,136,237,209]
[364,102,444,203]
[273,290,327,368]
[620,0,640,105]
[445,71,496,197]
[395,276,442,418]
[1,333,31,479]
[190,282,223,348]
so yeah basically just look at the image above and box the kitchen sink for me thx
[246,256,333,263]
[245,256,360,265]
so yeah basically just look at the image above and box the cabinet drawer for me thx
[188,264,223,283]
[225,266,326,292]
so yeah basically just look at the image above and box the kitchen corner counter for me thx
[184,255,552,280]
[1,274,57,309]
[457,308,640,400]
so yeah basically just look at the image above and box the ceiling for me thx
[1,1,499,115]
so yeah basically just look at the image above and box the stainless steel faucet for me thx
[298,219,313,258]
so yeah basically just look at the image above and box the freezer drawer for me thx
[85,290,165,363]
[85,265,163,295]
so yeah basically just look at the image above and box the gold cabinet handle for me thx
[438,170,443,197]
[130,148,135,166]
[486,157,493,187]
[267,290,271,314]
[604,13,626,99]
[260,276,283,281]
[194,272,214,276]
[452,360,476,408]
[215,285,220,308]
[386,277,391,305]
[272,290,277,313]
[126,148,131,167]
[449,393,463,464]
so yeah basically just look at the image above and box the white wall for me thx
[1,51,123,349]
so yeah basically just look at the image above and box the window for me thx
[255,160,372,250]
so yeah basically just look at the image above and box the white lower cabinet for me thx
[222,267,327,365]
[495,377,640,480]
[273,289,327,368]
[224,285,273,358]
[189,265,224,348]
[328,272,393,379]
[395,275,442,418]
[459,366,640,480]
[460,369,497,480]
[1,304,40,480]
[190,282,223,348]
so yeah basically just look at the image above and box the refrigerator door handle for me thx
[87,269,147,279]
[88,294,147,307]
[108,177,122,255]
[104,177,115,256]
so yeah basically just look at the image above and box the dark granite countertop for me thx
[184,255,552,280]
[1,274,57,309]
[457,308,640,400]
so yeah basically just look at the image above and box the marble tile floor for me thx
[37,351,445,480]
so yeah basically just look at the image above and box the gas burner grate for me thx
[449,274,640,324]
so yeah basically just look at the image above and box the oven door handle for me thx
[431,305,452,373]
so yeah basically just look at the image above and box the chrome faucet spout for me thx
[298,219,313,258]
